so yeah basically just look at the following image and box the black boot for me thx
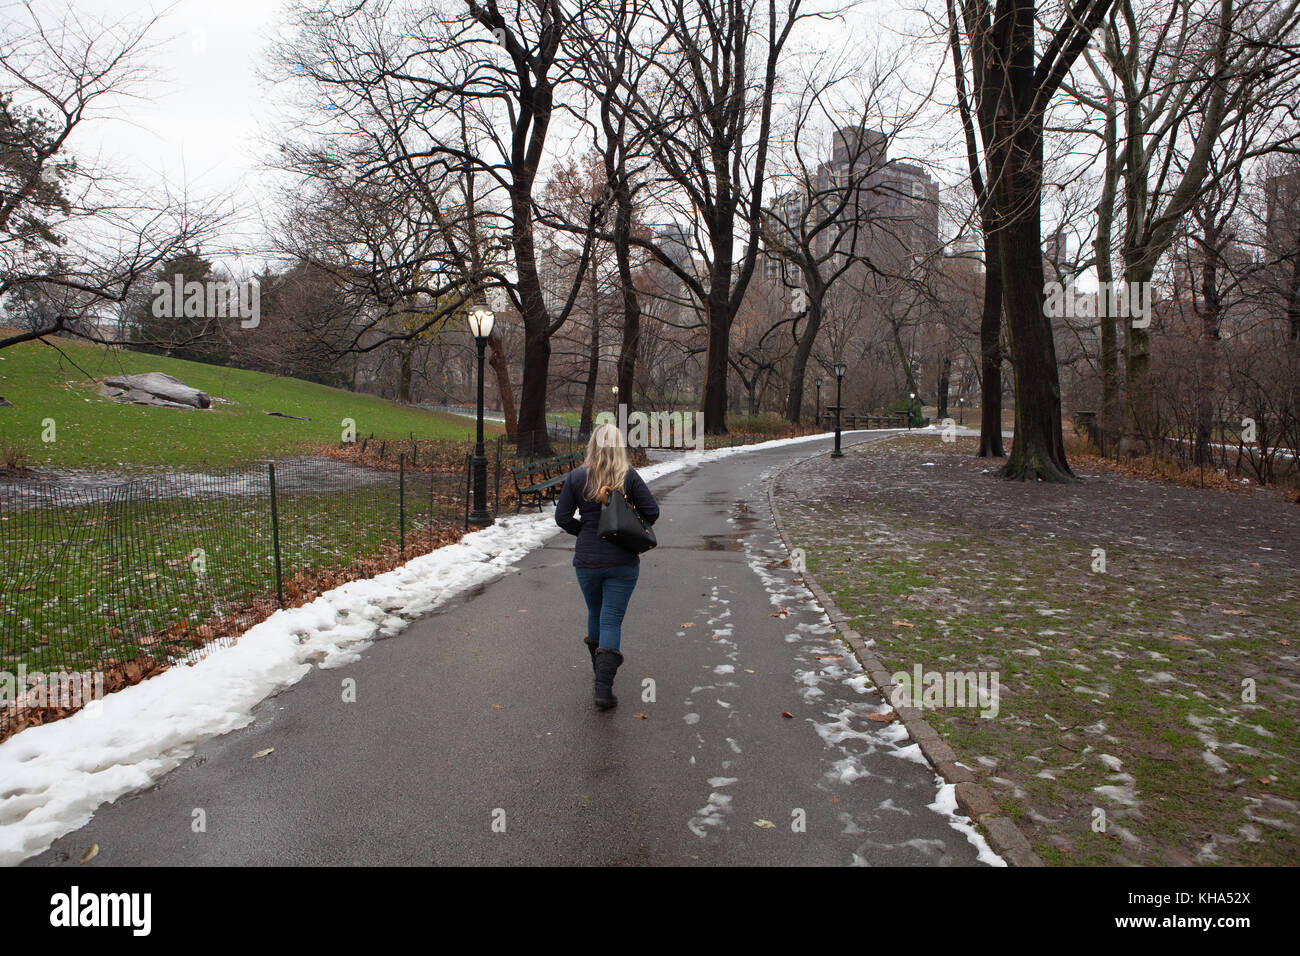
[592,648,624,710]
[584,638,598,669]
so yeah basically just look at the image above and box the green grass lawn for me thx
[546,411,583,428]
[2,470,463,670]
[0,336,503,470]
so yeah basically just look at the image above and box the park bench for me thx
[835,412,909,429]
[510,450,582,512]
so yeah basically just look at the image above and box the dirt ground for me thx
[774,434,1299,866]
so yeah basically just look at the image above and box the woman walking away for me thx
[555,422,659,710]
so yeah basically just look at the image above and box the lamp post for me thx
[958,395,964,425]
[831,361,846,458]
[815,377,823,428]
[467,303,495,527]
[908,391,916,430]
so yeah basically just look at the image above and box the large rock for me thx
[100,372,212,409]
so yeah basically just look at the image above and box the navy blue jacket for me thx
[555,466,660,567]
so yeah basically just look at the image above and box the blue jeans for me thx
[574,565,640,652]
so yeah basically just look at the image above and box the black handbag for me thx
[598,487,658,554]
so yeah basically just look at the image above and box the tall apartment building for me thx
[764,126,940,281]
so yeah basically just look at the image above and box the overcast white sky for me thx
[29,0,291,271]
[27,0,1067,277]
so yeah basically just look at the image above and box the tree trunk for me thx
[580,278,600,437]
[512,176,554,457]
[1194,244,1221,466]
[1120,263,1156,454]
[784,300,821,424]
[398,345,412,405]
[998,213,1073,481]
[487,333,516,442]
[701,277,732,434]
[991,0,1073,482]
[1099,311,1120,454]
[891,320,919,401]
[614,190,640,410]
[1094,100,1121,456]
[936,354,952,419]
[517,324,552,457]
[978,233,1005,457]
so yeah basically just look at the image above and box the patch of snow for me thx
[1098,753,1123,771]
[928,783,1006,867]
[688,791,733,837]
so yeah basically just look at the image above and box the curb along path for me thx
[765,449,1045,867]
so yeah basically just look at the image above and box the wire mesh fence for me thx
[0,452,480,738]
[1,423,812,738]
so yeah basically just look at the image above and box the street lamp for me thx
[958,395,964,425]
[908,391,916,430]
[831,361,847,458]
[467,303,495,527]
[815,377,823,428]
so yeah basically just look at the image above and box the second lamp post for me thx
[468,302,495,527]
[831,361,846,458]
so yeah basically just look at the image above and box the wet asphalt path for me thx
[31,432,986,866]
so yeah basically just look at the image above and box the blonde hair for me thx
[582,422,630,502]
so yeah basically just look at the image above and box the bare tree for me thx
[607,0,814,433]
[1077,0,1300,453]
[761,50,934,424]
[273,1,603,454]
[947,0,1118,481]
[0,1,223,351]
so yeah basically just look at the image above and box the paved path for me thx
[30,433,987,866]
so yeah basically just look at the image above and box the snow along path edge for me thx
[0,429,840,866]
[764,445,1045,867]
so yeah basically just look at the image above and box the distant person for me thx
[555,422,660,710]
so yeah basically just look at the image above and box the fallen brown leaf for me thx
[80,844,99,864]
